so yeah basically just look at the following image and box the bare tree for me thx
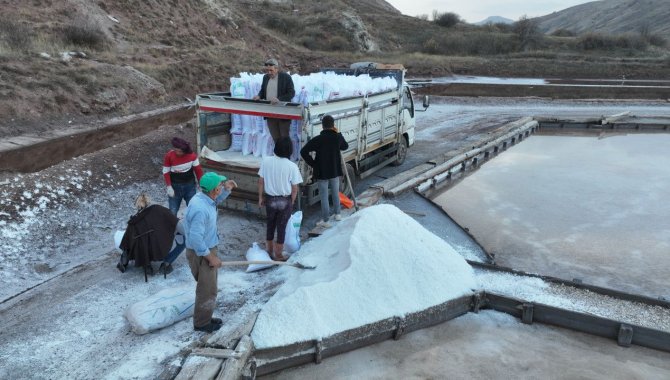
[513,15,542,51]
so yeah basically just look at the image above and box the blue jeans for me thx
[318,178,340,222]
[164,232,185,264]
[168,182,196,216]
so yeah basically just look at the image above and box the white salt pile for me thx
[251,204,476,349]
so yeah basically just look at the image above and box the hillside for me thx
[1,0,669,140]
[475,16,514,26]
[536,0,670,35]
[0,0,441,137]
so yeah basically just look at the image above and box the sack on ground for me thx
[284,211,302,254]
[245,242,274,272]
[125,286,195,334]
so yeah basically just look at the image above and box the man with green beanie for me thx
[183,171,237,333]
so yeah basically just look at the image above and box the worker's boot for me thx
[159,262,173,275]
[273,243,287,261]
[116,250,129,273]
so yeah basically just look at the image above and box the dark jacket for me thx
[258,72,295,102]
[300,129,349,180]
[120,205,178,270]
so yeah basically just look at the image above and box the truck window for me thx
[402,86,414,118]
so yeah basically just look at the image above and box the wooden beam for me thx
[217,335,254,380]
[192,348,241,360]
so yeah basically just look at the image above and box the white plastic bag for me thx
[245,242,274,273]
[284,211,302,254]
[113,230,125,251]
[125,286,195,334]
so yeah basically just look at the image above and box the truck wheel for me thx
[340,163,356,197]
[391,137,408,166]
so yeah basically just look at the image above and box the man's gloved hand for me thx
[223,180,238,191]
[166,186,175,198]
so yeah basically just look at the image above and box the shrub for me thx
[646,33,666,47]
[433,12,461,28]
[422,37,439,54]
[62,17,107,50]
[326,36,351,51]
[421,32,518,56]
[551,29,575,37]
[0,19,33,51]
[264,14,302,36]
[577,33,648,51]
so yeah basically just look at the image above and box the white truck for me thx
[194,63,428,213]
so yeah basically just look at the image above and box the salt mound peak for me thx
[251,204,476,349]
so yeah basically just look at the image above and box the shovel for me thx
[220,260,316,270]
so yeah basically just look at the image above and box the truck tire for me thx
[340,163,356,198]
[391,137,408,166]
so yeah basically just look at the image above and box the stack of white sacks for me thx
[229,72,397,160]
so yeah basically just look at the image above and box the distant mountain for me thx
[536,0,670,35]
[475,16,514,25]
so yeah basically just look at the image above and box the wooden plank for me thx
[192,348,241,360]
[208,311,260,348]
[217,335,254,380]
[174,357,222,380]
[372,163,434,193]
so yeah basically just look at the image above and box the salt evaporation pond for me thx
[433,133,670,299]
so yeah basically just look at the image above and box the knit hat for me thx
[200,172,227,192]
[171,137,192,154]
[264,58,279,66]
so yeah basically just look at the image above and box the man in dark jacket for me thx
[253,58,295,142]
[300,115,349,228]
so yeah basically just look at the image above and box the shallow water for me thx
[433,133,670,299]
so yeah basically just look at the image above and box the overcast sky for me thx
[386,0,593,23]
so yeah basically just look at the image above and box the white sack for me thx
[284,211,302,254]
[200,145,226,163]
[245,242,274,272]
[253,132,264,157]
[241,132,254,155]
[113,230,125,251]
[230,133,243,152]
[125,286,195,335]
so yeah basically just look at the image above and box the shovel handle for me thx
[220,260,298,268]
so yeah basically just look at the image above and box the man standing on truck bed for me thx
[252,58,295,142]
[300,115,349,228]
